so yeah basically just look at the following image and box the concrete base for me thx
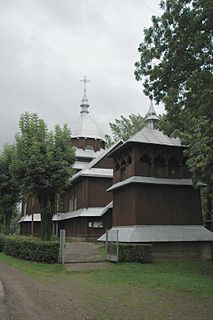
[151,241,212,260]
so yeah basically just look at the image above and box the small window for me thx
[93,221,103,228]
[88,222,93,228]
[85,145,94,151]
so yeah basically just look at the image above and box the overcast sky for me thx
[0,0,164,148]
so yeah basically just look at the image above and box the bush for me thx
[108,243,152,263]
[0,234,5,251]
[0,235,59,263]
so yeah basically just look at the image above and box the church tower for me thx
[71,76,106,156]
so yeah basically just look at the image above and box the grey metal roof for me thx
[107,176,197,191]
[129,126,182,146]
[73,161,90,170]
[98,225,213,242]
[75,148,103,159]
[19,213,41,223]
[146,99,157,116]
[70,141,122,183]
[81,168,113,178]
[71,113,105,141]
[108,126,182,158]
[19,204,112,223]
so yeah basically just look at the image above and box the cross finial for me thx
[80,76,90,94]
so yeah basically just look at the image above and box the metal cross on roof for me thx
[80,76,90,94]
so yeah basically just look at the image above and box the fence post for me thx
[105,229,108,257]
[59,229,66,264]
[116,230,119,262]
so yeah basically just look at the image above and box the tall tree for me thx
[15,113,75,240]
[0,144,21,234]
[106,113,145,146]
[135,0,213,228]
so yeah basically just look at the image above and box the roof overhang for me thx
[98,225,213,242]
[107,176,205,192]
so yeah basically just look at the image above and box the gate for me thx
[105,229,119,262]
[59,229,66,264]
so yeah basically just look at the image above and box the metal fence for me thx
[105,229,119,262]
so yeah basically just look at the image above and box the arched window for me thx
[168,156,179,178]
[127,154,132,165]
[121,158,126,169]
[140,154,151,176]
[154,155,166,177]
[85,145,94,151]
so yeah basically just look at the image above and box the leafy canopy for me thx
[15,112,75,196]
[106,113,145,146]
[0,144,21,233]
[15,112,75,239]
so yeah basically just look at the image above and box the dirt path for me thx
[0,261,94,320]
[0,259,213,320]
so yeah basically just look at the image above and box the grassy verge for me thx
[82,260,213,297]
[0,252,212,297]
[0,252,65,278]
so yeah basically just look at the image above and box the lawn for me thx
[0,252,213,320]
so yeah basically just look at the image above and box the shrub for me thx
[108,243,152,263]
[0,234,5,251]
[1,235,59,263]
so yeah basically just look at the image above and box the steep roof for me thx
[128,126,182,146]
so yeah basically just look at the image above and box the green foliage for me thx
[0,144,21,233]
[106,113,145,146]
[109,243,152,263]
[0,234,5,251]
[14,112,75,240]
[0,235,59,263]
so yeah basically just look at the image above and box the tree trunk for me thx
[3,208,12,235]
[205,186,212,231]
[39,193,55,241]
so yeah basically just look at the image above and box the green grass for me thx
[81,260,213,297]
[0,252,212,297]
[0,252,65,278]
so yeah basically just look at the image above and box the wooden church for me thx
[99,102,213,259]
[19,79,213,259]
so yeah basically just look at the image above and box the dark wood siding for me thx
[94,156,113,169]
[20,222,41,237]
[59,211,112,238]
[113,185,136,226]
[134,184,202,225]
[71,137,105,152]
[112,184,202,226]
[88,178,112,207]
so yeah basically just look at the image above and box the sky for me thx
[0,0,164,148]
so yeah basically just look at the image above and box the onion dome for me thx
[71,76,105,141]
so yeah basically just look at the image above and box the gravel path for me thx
[0,261,95,320]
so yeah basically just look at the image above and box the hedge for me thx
[0,235,59,264]
[108,243,152,263]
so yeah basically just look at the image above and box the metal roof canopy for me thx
[19,202,113,223]
[98,225,213,242]
[107,176,204,192]
[108,126,183,158]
